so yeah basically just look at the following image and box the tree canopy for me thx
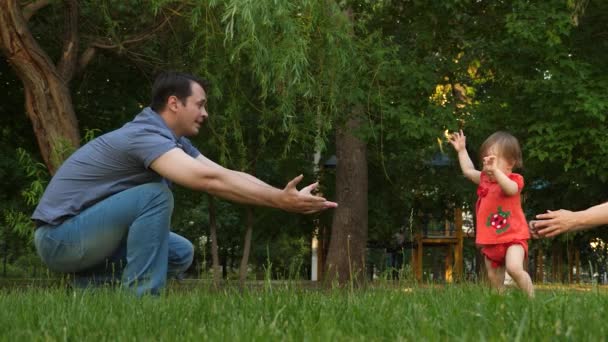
[1,0,607,280]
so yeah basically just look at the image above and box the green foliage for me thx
[15,149,47,207]
[3,0,608,276]
[0,147,49,272]
[2,148,49,242]
[2,210,35,241]
[187,0,357,161]
[82,128,102,143]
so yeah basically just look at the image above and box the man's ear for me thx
[167,95,180,112]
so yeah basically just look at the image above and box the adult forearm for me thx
[152,149,333,214]
[578,202,608,228]
[534,202,608,237]
[234,170,274,188]
[201,169,282,209]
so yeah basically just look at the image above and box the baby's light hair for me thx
[479,131,523,169]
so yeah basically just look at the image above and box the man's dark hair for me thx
[150,71,210,112]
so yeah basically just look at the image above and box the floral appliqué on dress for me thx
[485,206,511,234]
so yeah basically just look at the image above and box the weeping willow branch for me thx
[78,3,186,70]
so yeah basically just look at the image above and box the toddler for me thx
[449,130,534,297]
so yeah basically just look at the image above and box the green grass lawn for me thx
[1,282,607,341]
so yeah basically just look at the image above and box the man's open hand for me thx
[281,175,338,214]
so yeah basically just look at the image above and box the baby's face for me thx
[483,145,513,179]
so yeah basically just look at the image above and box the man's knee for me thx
[180,240,194,267]
[170,235,194,267]
[136,183,174,209]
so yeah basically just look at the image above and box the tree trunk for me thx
[238,207,254,288]
[453,208,464,281]
[575,248,580,284]
[552,243,563,282]
[208,194,221,288]
[567,243,574,284]
[325,113,368,286]
[0,0,80,173]
[535,247,544,283]
[221,250,228,279]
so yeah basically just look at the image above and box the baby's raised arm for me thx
[482,155,518,195]
[449,130,481,184]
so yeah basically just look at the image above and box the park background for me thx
[1,0,608,289]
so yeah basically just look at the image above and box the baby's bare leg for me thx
[484,256,505,294]
[505,244,535,298]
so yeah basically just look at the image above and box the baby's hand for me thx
[482,155,497,175]
[448,130,467,152]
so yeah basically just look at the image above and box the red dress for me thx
[476,172,530,245]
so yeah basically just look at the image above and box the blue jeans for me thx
[34,183,193,296]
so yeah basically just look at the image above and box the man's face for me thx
[175,82,208,137]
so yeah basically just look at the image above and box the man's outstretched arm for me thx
[195,154,273,188]
[151,148,337,214]
[534,202,608,237]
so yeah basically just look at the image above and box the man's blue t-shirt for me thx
[32,107,201,226]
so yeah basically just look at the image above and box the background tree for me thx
[2,0,608,284]
[0,0,185,172]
